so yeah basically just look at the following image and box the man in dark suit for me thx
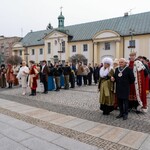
[93,63,99,85]
[41,60,49,94]
[112,58,135,120]
[53,62,63,91]
[87,63,93,85]
[63,62,71,89]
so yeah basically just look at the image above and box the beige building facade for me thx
[0,36,21,64]
[13,11,150,65]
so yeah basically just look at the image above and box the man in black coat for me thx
[41,60,50,94]
[69,63,76,88]
[87,63,93,85]
[112,58,135,120]
[93,63,99,85]
[63,62,71,89]
[53,63,63,91]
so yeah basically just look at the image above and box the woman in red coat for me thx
[29,60,38,96]
[6,64,14,88]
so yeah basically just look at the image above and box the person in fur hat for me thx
[98,57,114,115]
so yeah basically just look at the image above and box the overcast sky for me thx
[0,0,150,37]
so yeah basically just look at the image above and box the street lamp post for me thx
[24,48,29,64]
[57,38,63,63]
[58,50,63,62]
[128,28,135,52]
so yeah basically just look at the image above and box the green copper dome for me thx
[58,11,65,28]
[58,12,65,19]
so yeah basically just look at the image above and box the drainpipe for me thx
[123,36,125,58]
[92,40,94,67]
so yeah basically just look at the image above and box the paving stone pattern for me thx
[0,86,149,135]
[0,113,102,150]
[0,107,134,150]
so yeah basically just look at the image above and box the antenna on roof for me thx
[128,8,136,15]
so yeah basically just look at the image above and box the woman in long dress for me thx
[6,64,14,88]
[13,65,19,86]
[0,64,7,88]
[28,60,38,96]
[17,61,29,95]
[98,57,114,115]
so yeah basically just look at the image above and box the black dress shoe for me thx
[55,89,60,91]
[116,114,123,119]
[103,111,109,115]
[123,115,128,120]
[42,91,48,94]
[70,87,75,88]
[105,112,110,115]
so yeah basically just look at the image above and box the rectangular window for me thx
[39,48,43,55]
[83,44,88,52]
[129,40,135,48]
[32,49,35,55]
[105,42,110,50]
[62,41,65,53]
[48,43,51,54]
[72,45,76,52]
[19,50,22,56]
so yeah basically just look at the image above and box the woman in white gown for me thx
[17,61,29,95]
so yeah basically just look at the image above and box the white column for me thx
[94,42,98,64]
[116,41,120,59]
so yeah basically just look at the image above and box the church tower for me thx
[58,7,65,29]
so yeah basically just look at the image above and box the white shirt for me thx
[41,65,46,73]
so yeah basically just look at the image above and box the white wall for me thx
[99,42,116,62]
[38,48,44,62]
[69,43,91,64]
[69,45,78,57]
[45,31,67,63]
[81,44,90,63]
[124,39,139,60]
[96,32,118,39]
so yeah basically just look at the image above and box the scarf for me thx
[100,66,112,78]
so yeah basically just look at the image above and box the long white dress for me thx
[17,66,29,88]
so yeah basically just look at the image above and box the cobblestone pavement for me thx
[0,85,150,135]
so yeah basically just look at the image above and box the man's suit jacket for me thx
[41,65,49,82]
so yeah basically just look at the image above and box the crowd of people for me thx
[0,60,102,95]
[98,52,150,120]
[0,52,150,120]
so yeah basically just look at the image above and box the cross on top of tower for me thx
[60,6,63,12]
[58,6,65,29]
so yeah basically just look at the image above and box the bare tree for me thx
[69,54,87,64]
[6,55,22,65]
[46,23,53,30]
